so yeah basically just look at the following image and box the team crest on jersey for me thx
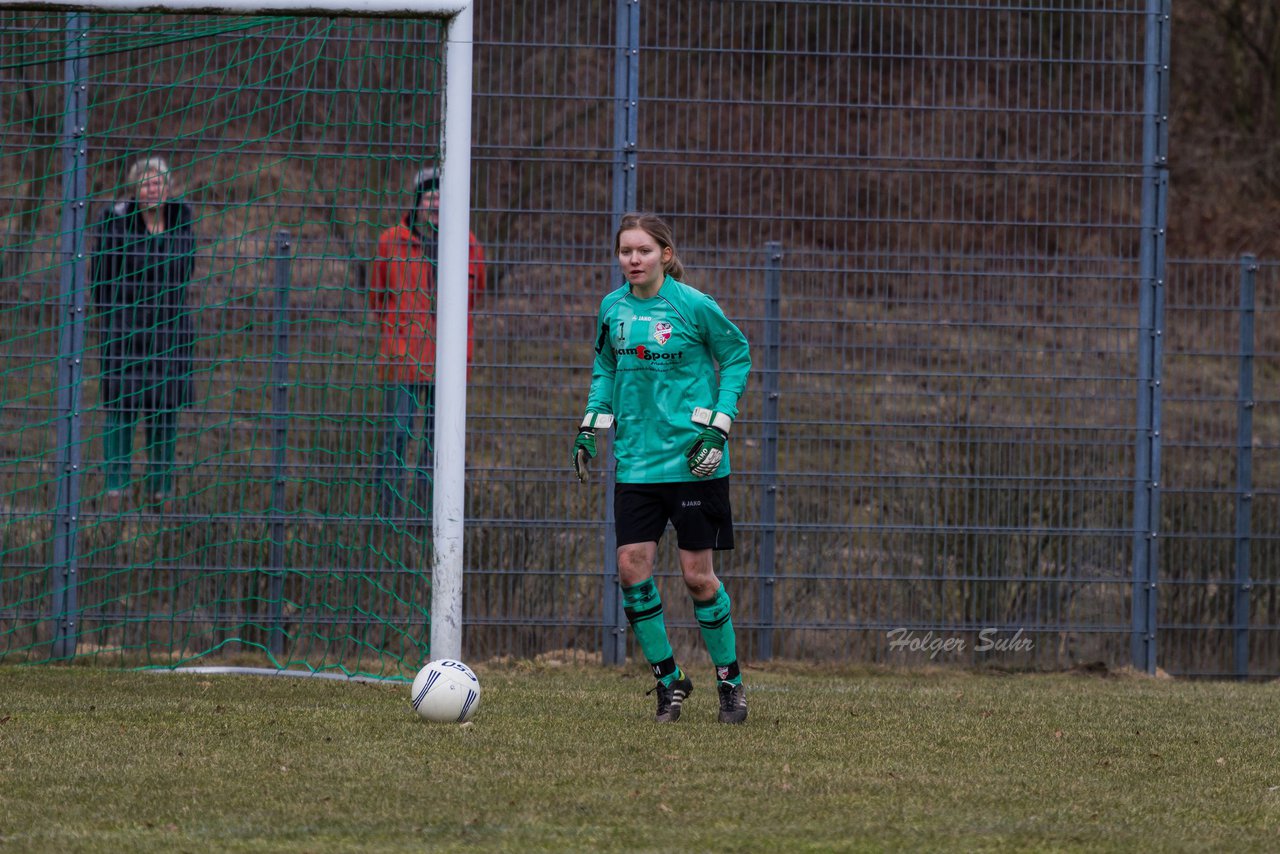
[652,321,673,345]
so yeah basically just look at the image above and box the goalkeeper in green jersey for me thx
[573,212,751,724]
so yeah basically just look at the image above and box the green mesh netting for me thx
[1,12,447,679]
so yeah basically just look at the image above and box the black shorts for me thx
[615,477,734,551]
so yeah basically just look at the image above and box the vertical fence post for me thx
[1130,0,1171,674]
[1233,254,1257,679]
[51,12,89,660]
[267,231,292,657]
[756,242,781,661]
[601,0,640,667]
[611,0,639,220]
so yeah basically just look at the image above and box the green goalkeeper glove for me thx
[685,408,733,477]
[572,412,614,483]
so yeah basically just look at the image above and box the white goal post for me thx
[4,0,475,664]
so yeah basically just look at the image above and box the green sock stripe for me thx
[621,580,674,671]
[692,586,731,625]
[621,578,659,601]
[625,603,664,624]
[693,584,738,670]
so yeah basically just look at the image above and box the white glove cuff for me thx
[691,407,732,435]
[580,412,615,431]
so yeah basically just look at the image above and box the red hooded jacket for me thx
[369,217,486,383]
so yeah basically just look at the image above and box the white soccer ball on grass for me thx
[410,659,481,723]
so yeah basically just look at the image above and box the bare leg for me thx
[677,547,720,600]
[617,541,658,587]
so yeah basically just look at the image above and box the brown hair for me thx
[613,212,685,281]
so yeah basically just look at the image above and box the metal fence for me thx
[2,0,1277,678]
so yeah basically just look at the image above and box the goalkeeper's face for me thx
[617,227,671,293]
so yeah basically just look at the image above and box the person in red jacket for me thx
[369,167,486,516]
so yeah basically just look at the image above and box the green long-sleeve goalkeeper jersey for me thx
[584,275,751,483]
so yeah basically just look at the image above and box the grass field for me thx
[2,663,1279,853]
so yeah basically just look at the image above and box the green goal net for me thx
[1,10,456,679]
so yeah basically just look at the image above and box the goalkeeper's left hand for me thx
[573,412,614,483]
[685,408,733,477]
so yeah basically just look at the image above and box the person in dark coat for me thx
[90,156,197,510]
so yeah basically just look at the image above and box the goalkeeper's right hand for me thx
[572,412,614,483]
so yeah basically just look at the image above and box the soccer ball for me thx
[410,659,481,723]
